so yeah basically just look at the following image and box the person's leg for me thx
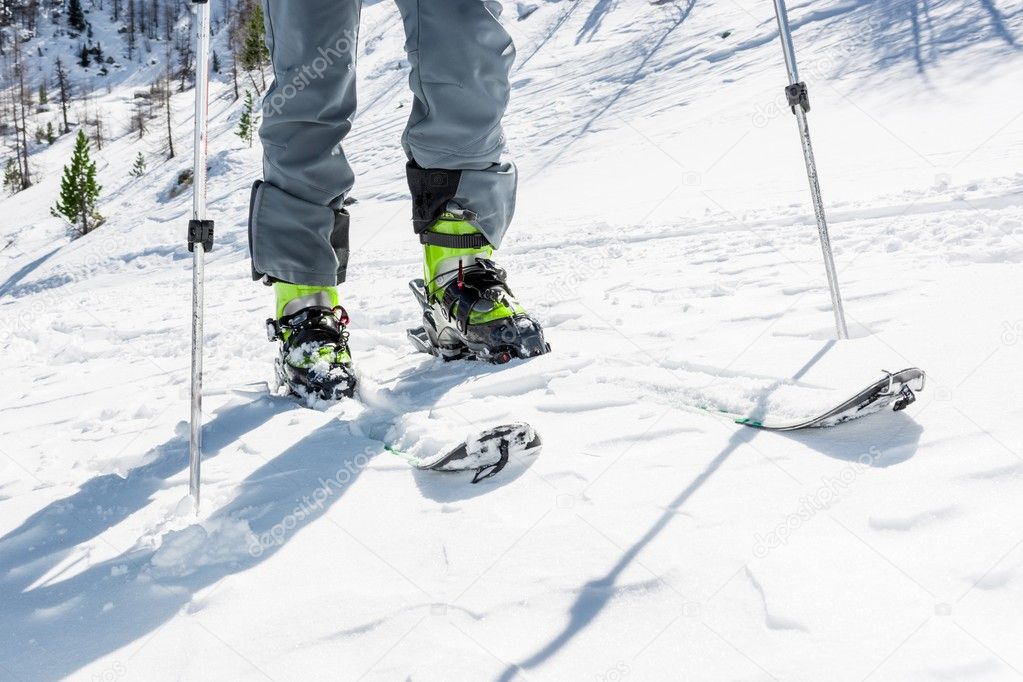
[395,1,549,362]
[248,0,360,287]
[393,0,517,247]
[250,0,361,400]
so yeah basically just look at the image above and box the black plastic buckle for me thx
[265,318,280,342]
[892,384,917,412]
[187,219,215,253]
[785,82,810,114]
[475,258,506,279]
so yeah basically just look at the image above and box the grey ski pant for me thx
[248,0,517,286]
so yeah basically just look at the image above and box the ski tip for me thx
[413,421,543,483]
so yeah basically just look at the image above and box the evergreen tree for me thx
[68,0,87,33]
[46,122,56,144]
[240,3,269,75]
[38,83,48,105]
[2,160,22,194]
[130,151,146,177]
[236,89,258,147]
[51,130,103,236]
[126,0,136,59]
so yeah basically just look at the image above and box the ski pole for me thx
[187,0,214,511]
[770,0,849,340]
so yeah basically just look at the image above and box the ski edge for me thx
[729,367,926,431]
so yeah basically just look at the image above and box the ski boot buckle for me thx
[266,318,281,342]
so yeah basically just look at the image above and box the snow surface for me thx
[2,1,1023,680]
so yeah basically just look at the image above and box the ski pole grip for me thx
[188,219,215,252]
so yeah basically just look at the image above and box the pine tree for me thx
[236,89,258,147]
[68,0,87,33]
[45,121,56,144]
[2,159,22,194]
[240,2,269,92]
[241,3,269,68]
[149,0,159,39]
[126,0,136,60]
[51,130,103,236]
[38,83,48,105]
[130,151,146,177]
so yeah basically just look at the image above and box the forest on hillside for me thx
[0,0,267,199]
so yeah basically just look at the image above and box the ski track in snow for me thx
[2,0,1023,680]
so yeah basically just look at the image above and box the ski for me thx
[221,384,542,482]
[729,367,925,431]
[386,422,542,483]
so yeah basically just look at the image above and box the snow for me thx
[2,0,1023,680]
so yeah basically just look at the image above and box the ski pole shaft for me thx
[772,0,800,85]
[188,0,214,511]
[189,244,205,510]
[771,0,849,340]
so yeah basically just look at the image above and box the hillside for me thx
[2,1,1023,680]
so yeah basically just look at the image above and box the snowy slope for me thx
[2,1,1023,680]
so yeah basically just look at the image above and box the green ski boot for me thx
[408,215,550,363]
[265,283,357,400]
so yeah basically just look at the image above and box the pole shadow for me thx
[0,397,374,680]
[495,342,922,680]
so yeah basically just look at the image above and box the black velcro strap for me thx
[419,232,490,249]
[406,162,462,234]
